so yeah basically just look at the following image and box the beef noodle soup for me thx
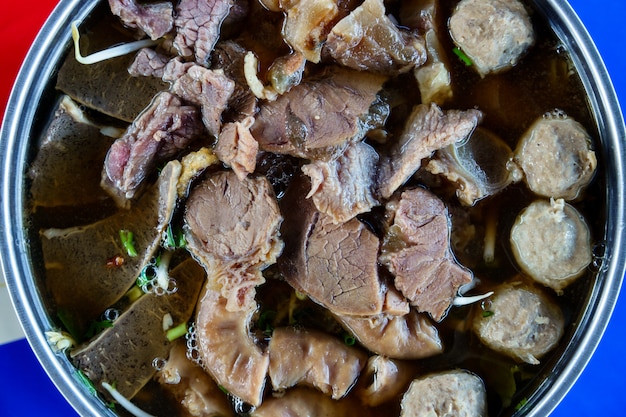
[28,0,604,416]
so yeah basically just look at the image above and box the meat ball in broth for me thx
[400,370,487,417]
[513,112,597,200]
[510,198,592,292]
[448,0,534,77]
[472,282,564,365]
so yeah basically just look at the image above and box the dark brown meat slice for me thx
[194,280,269,407]
[211,40,258,120]
[335,310,443,360]
[156,340,235,417]
[101,91,204,206]
[301,141,379,224]
[380,187,473,321]
[448,0,534,77]
[185,171,283,267]
[268,327,367,399]
[377,103,482,199]
[164,59,236,137]
[108,0,174,40]
[251,387,374,417]
[326,0,427,75]
[215,116,259,180]
[400,370,487,416]
[173,0,234,65]
[42,161,181,335]
[128,47,170,78]
[29,96,116,209]
[252,67,386,159]
[71,258,206,400]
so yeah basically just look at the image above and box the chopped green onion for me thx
[482,310,495,318]
[125,285,144,303]
[453,47,473,66]
[515,397,529,411]
[164,224,186,250]
[120,229,138,257]
[294,290,308,301]
[166,322,188,342]
[71,21,158,65]
[343,333,356,346]
[76,370,97,395]
[84,319,114,339]
[218,385,229,395]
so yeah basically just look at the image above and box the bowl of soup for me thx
[1,0,624,416]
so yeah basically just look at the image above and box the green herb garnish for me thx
[343,333,356,346]
[453,47,473,66]
[166,322,188,342]
[119,229,138,257]
[164,223,186,250]
[515,397,529,411]
[75,370,97,395]
[482,310,495,318]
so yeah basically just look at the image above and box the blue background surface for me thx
[0,0,624,416]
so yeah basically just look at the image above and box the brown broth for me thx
[27,0,604,416]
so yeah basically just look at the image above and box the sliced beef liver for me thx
[101,91,204,206]
[380,187,473,321]
[377,103,482,199]
[71,258,205,400]
[268,327,367,399]
[301,141,379,224]
[279,175,384,316]
[42,161,181,335]
[252,66,386,159]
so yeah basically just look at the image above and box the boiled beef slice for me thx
[302,141,379,224]
[101,91,203,206]
[173,0,233,65]
[380,187,473,321]
[377,103,482,199]
[278,175,384,316]
[252,67,386,159]
[108,0,174,40]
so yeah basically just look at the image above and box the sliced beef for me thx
[215,116,259,180]
[252,67,386,159]
[211,40,258,120]
[448,0,534,77]
[128,47,170,78]
[194,280,269,407]
[251,387,374,417]
[400,370,487,417]
[185,171,283,267]
[472,282,565,364]
[380,187,473,321]
[279,177,384,317]
[29,96,116,209]
[157,340,235,417]
[42,161,181,335]
[184,171,283,311]
[163,60,235,138]
[108,0,174,40]
[173,0,234,65]
[377,103,482,199]
[335,310,443,360]
[513,114,597,201]
[325,0,427,75]
[355,355,418,407]
[71,258,205,400]
[268,327,367,399]
[301,141,379,224]
[510,199,592,293]
[101,91,204,206]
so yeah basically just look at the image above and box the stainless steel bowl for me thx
[1,0,624,416]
